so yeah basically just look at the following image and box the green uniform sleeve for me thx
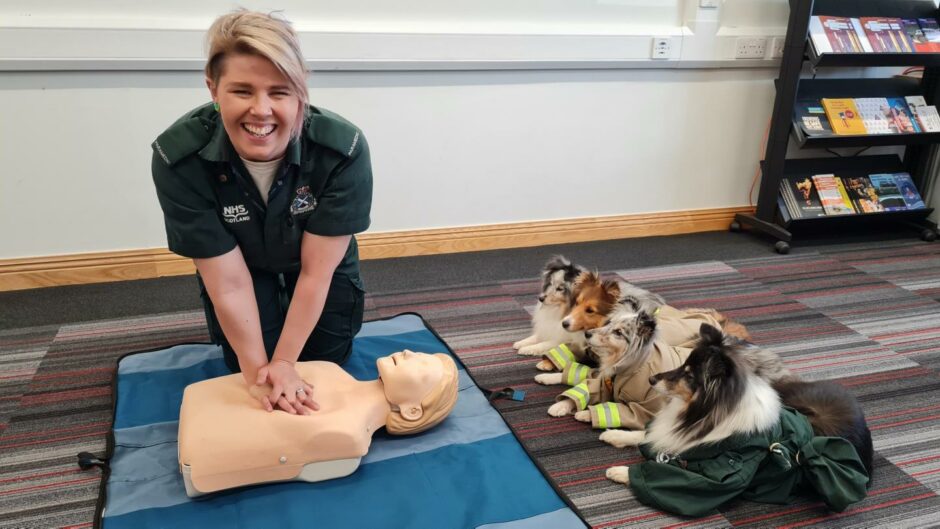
[304,133,373,236]
[800,436,870,512]
[151,153,237,259]
[629,453,758,517]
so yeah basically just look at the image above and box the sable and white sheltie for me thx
[513,256,587,358]
[602,323,873,485]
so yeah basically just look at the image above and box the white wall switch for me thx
[651,37,672,59]
[769,36,786,59]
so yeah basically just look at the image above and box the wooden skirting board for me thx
[0,206,752,292]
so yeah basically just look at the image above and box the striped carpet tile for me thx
[3,245,940,527]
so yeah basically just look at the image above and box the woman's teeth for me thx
[243,123,276,137]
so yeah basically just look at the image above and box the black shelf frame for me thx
[736,0,940,252]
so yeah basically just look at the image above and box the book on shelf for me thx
[821,98,867,135]
[809,16,872,54]
[884,97,921,133]
[902,19,934,52]
[812,174,856,215]
[868,173,908,211]
[891,173,927,209]
[905,96,940,132]
[842,176,886,213]
[919,18,940,52]
[854,97,895,134]
[795,99,834,136]
[860,18,914,53]
[779,177,826,218]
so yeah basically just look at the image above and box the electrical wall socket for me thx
[734,37,767,59]
[769,36,785,59]
[651,37,672,59]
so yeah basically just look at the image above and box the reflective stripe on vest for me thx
[593,402,622,428]
[561,382,591,410]
[546,344,575,370]
[566,363,590,386]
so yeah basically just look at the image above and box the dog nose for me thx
[538,295,546,302]
[584,331,592,339]
[649,376,658,386]
[562,320,570,330]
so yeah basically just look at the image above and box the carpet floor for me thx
[2,239,940,528]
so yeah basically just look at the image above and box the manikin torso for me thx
[178,351,451,496]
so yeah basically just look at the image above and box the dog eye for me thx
[614,329,624,337]
[556,286,564,292]
[586,308,594,314]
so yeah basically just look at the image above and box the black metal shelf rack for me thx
[734,0,939,253]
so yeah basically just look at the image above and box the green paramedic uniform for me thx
[152,102,372,369]
[629,407,870,517]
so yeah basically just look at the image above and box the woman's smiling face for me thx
[208,53,302,162]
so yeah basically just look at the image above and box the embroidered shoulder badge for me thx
[290,185,317,215]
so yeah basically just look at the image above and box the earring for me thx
[213,102,220,112]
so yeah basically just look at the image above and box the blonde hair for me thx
[205,10,309,139]
[386,354,459,435]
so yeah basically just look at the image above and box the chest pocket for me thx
[278,146,341,265]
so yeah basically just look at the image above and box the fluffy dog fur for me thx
[514,256,587,358]
[603,324,872,487]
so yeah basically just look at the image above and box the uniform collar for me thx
[198,114,302,167]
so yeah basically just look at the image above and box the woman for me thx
[152,10,372,415]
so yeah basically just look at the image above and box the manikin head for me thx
[377,350,459,435]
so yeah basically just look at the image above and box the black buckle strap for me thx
[77,452,110,471]
[482,387,526,403]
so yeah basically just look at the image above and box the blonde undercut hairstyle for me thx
[205,10,309,139]
[385,354,459,435]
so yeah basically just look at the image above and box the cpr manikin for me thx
[178,350,459,496]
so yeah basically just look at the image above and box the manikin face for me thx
[207,53,301,162]
[376,350,444,419]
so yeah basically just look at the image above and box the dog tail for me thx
[684,308,752,342]
[774,380,874,480]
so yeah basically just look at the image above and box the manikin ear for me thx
[399,402,424,421]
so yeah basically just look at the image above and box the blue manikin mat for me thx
[97,313,585,529]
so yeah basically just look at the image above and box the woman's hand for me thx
[254,359,320,414]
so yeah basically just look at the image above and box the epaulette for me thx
[305,107,363,158]
[152,117,212,167]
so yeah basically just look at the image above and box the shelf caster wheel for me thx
[774,241,790,254]
[922,229,937,242]
[729,221,742,232]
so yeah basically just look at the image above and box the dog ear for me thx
[544,255,570,273]
[637,311,657,341]
[574,270,598,288]
[620,295,639,311]
[703,353,733,380]
[699,323,724,346]
[603,279,621,298]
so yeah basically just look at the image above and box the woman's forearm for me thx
[194,249,268,384]
[272,232,351,363]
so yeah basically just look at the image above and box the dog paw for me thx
[535,359,556,371]
[573,410,591,423]
[534,373,563,385]
[547,400,576,417]
[517,346,541,356]
[599,429,644,449]
[606,466,631,485]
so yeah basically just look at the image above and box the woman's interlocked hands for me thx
[253,358,320,415]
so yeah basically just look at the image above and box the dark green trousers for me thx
[198,268,365,372]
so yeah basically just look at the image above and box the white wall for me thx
[0,0,796,259]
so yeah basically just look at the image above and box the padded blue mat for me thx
[99,313,585,529]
